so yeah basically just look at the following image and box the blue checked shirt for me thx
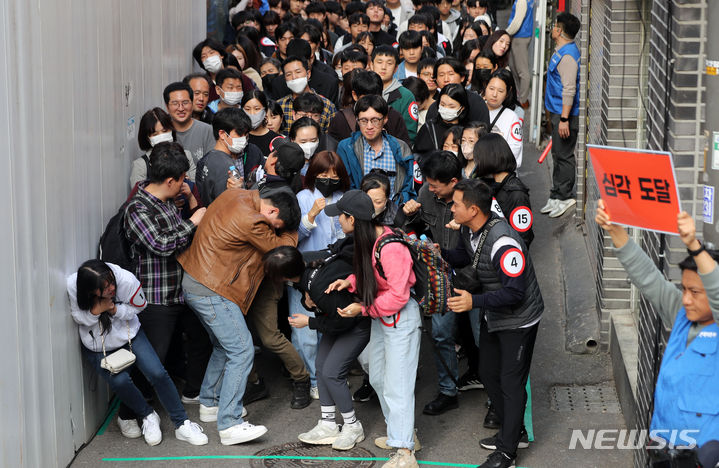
[363,135,397,195]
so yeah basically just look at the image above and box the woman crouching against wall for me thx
[67,260,207,447]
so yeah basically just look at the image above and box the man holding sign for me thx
[443,178,543,468]
[596,200,719,459]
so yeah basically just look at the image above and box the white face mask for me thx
[286,76,309,94]
[438,105,461,122]
[461,143,475,158]
[298,141,319,159]
[221,89,243,106]
[203,55,223,74]
[224,134,248,154]
[336,69,344,79]
[247,109,267,129]
[447,149,458,157]
[149,131,173,147]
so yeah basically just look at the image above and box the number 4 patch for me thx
[510,206,533,232]
[500,248,525,277]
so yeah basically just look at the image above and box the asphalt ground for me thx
[70,141,633,468]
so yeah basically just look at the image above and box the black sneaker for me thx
[243,377,269,405]
[352,382,376,402]
[422,393,459,415]
[291,378,311,409]
[458,370,484,391]
[480,428,529,450]
[478,450,515,468]
[483,404,501,429]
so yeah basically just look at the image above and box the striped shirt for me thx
[124,183,196,305]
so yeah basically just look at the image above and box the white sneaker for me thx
[141,411,162,446]
[199,404,218,422]
[332,421,365,450]
[200,404,247,422]
[181,394,200,404]
[175,420,209,446]
[548,198,577,218]
[117,417,141,439]
[382,448,419,468]
[219,421,268,445]
[310,386,320,400]
[539,198,558,214]
[298,420,340,445]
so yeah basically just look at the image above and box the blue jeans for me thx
[368,299,422,450]
[431,311,458,396]
[82,328,187,427]
[184,291,254,431]
[287,286,318,387]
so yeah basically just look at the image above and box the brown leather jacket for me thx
[177,189,297,313]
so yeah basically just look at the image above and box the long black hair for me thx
[76,260,116,334]
[352,216,383,310]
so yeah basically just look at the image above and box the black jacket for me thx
[491,173,534,247]
[299,237,370,334]
[268,67,340,104]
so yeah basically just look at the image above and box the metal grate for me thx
[551,385,621,413]
[251,442,377,467]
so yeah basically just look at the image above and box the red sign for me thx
[587,145,681,234]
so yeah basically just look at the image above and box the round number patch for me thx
[511,121,522,142]
[491,197,505,217]
[409,102,419,121]
[413,160,423,183]
[509,206,533,232]
[500,248,525,277]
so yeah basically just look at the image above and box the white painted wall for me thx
[0,1,205,466]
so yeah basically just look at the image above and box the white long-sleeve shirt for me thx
[489,107,524,167]
[67,263,147,353]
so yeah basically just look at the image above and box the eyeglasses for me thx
[358,117,383,127]
[169,100,192,108]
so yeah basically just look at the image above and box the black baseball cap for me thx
[274,141,306,174]
[324,190,376,221]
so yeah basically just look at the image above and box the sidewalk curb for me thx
[556,217,600,354]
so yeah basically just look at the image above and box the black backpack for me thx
[97,200,136,272]
[374,229,453,316]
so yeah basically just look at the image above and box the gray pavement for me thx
[70,142,632,468]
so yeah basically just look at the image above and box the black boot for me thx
[243,377,269,405]
[291,378,311,409]
[422,393,459,415]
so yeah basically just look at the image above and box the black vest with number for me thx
[461,215,543,332]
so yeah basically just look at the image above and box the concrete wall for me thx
[0,1,204,466]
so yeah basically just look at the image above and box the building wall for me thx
[576,0,706,466]
[0,1,204,466]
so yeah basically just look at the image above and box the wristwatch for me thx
[560,116,569,123]
[687,240,706,256]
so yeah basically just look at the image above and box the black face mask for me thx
[262,73,279,90]
[476,68,493,82]
[315,177,341,198]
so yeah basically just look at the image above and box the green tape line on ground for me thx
[96,398,120,436]
[102,455,528,467]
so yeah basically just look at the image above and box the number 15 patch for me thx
[500,248,525,277]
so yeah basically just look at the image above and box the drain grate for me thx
[250,442,377,467]
[551,385,621,413]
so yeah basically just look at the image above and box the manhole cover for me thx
[551,385,621,413]
[250,442,377,467]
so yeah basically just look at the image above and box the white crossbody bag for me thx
[100,322,136,374]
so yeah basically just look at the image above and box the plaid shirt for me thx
[124,183,196,305]
[278,90,337,135]
[363,135,397,193]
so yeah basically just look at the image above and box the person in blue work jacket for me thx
[596,199,719,461]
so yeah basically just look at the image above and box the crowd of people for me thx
[66,3,605,468]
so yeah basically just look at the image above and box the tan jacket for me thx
[178,189,297,313]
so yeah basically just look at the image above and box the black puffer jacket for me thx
[298,237,370,335]
[492,173,534,247]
